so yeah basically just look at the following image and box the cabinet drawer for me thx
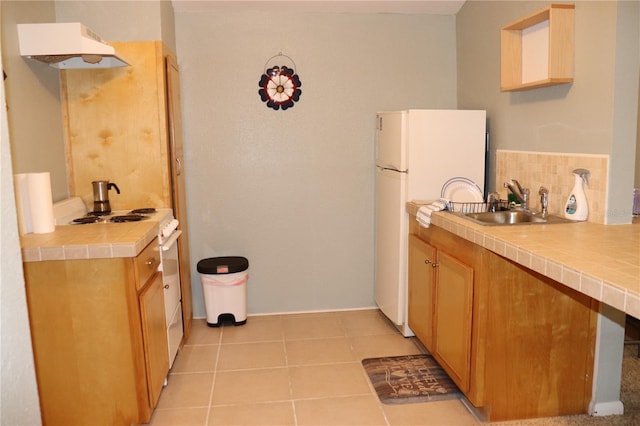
[136,239,160,290]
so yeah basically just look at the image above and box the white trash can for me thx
[197,256,249,327]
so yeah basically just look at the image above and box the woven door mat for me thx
[362,354,463,405]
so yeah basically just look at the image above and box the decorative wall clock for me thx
[258,53,302,111]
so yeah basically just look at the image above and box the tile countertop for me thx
[407,202,640,320]
[20,209,172,262]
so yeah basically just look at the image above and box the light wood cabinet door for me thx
[139,272,170,408]
[166,53,193,340]
[433,250,474,393]
[24,258,149,425]
[408,234,436,351]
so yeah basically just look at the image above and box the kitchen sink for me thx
[461,210,575,226]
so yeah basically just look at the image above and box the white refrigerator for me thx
[374,109,487,336]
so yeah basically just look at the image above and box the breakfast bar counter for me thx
[407,201,639,419]
[407,202,640,320]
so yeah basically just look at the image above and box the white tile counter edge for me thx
[21,226,160,261]
[21,209,172,261]
[421,209,640,320]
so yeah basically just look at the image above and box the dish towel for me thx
[416,199,449,228]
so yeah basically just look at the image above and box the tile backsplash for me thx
[495,150,609,224]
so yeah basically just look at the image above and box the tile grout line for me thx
[282,320,300,426]
[203,325,224,426]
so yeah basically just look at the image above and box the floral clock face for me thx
[258,66,302,110]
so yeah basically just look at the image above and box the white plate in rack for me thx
[441,177,484,211]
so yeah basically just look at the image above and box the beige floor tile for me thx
[208,401,295,425]
[148,407,208,425]
[289,362,372,399]
[350,333,422,360]
[283,311,341,320]
[247,314,283,322]
[382,399,480,425]
[187,320,222,345]
[171,344,218,373]
[283,314,346,340]
[295,395,387,426]
[285,337,356,365]
[156,372,214,409]
[340,309,399,337]
[221,319,284,343]
[336,308,380,319]
[211,367,291,405]
[217,341,286,370]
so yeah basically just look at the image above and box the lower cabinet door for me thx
[139,273,170,407]
[433,250,474,393]
[408,234,436,351]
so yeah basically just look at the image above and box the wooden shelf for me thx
[500,4,575,92]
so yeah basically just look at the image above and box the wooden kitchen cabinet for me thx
[165,52,193,341]
[408,218,598,421]
[500,4,575,91]
[23,239,168,425]
[433,250,473,393]
[61,41,192,341]
[140,273,170,408]
[408,235,436,351]
[408,234,473,392]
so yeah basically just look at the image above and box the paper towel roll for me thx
[13,172,55,234]
[28,173,55,233]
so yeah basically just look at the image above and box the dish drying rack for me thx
[447,200,510,213]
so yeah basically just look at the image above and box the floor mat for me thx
[362,354,463,405]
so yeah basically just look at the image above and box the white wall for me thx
[0,9,42,426]
[174,10,459,316]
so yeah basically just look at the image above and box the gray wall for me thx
[457,1,639,222]
[2,0,68,201]
[174,10,459,317]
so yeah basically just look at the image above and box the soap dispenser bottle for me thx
[564,168,590,221]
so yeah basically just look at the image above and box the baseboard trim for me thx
[589,400,624,416]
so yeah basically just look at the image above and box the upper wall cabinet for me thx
[500,4,575,92]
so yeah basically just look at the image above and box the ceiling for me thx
[171,1,467,15]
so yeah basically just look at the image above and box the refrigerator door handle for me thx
[377,166,408,174]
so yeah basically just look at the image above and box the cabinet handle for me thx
[431,263,439,268]
[164,284,170,289]
[424,259,431,265]
[176,157,182,176]
[145,257,157,266]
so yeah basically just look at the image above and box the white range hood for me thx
[17,23,129,69]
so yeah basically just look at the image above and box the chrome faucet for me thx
[504,179,529,210]
[538,186,549,217]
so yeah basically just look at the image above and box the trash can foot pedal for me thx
[207,313,247,327]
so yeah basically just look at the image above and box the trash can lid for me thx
[197,256,249,274]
